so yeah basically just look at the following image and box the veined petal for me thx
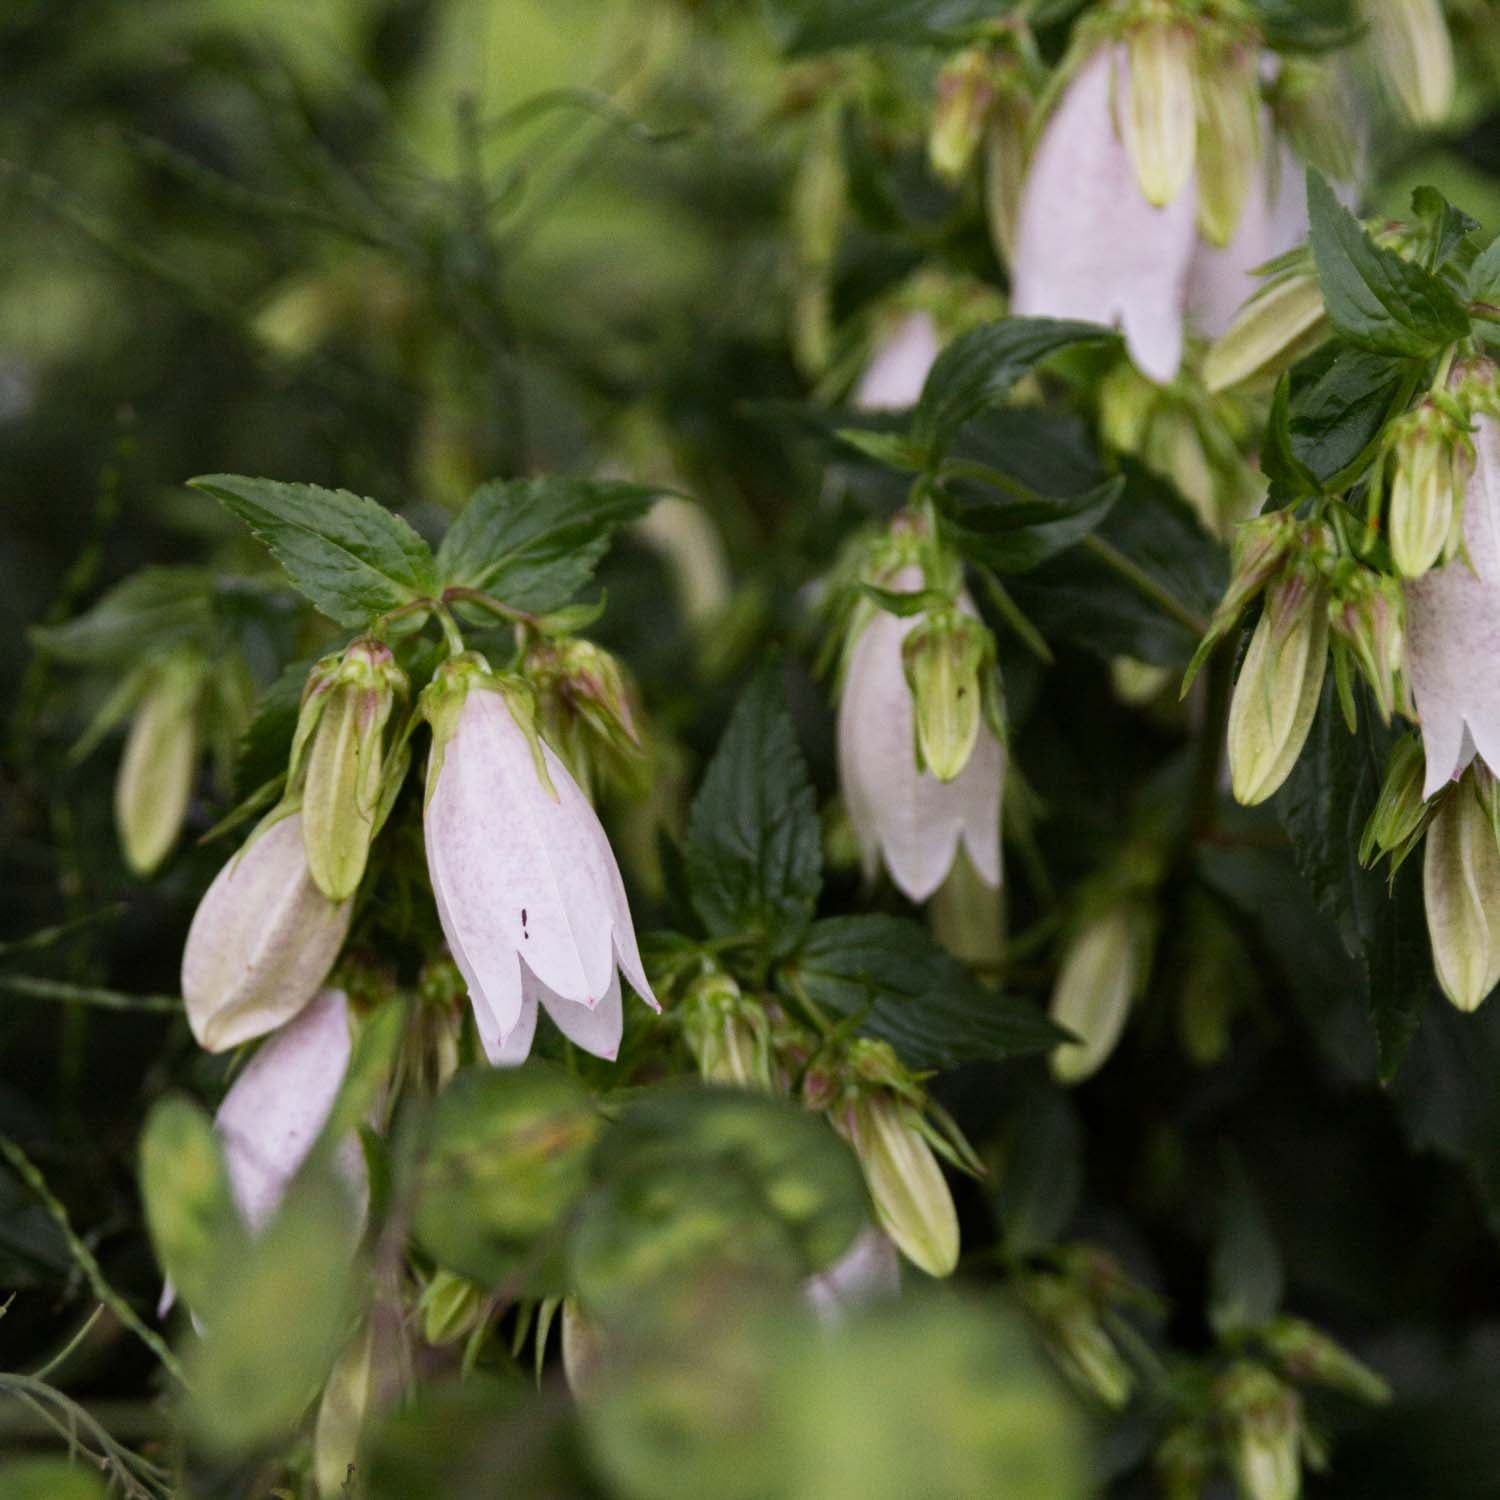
[852,311,941,412]
[214,987,355,1232]
[1011,46,1197,383]
[181,813,353,1053]
[482,981,539,1067]
[534,967,625,1062]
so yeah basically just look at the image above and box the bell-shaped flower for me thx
[837,566,1002,903]
[181,812,353,1052]
[851,310,941,412]
[1405,411,1500,796]
[803,1226,901,1323]
[1011,44,1198,384]
[421,658,658,1065]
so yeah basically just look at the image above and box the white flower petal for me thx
[852,311,941,412]
[536,967,625,1062]
[181,813,353,1053]
[803,1226,901,1323]
[482,981,539,1067]
[1011,46,1197,384]
[214,987,355,1232]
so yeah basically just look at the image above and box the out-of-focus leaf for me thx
[1209,1154,1284,1335]
[29,567,213,665]
[685,659,822,959]
[779,915,1064,1069]
[412,1063,600,1293]
[0,1459,108,1500]
[994,1079,1084,1255]
[944,476,1123,574]
[770,0,1009,54]
[192,475,438,627]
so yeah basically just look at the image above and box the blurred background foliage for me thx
[5,0,1500,1496]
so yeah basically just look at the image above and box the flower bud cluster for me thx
[679,971,776,1091]
[523,635,647,800]
[1380,397,1475,580]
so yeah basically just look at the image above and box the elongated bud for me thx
[524,636,646,799]
[1423,776,1500,1011]
[791,99,847,377]
[419,1269,486,1346]
[1359,734,1431,869]
[1050,899,1155,1084]
[837,1092,959,1279]
[680,972,775,1090]
[983,94,1029,265]
[1261,1317,1391,1405]
[296,639,407,902]
[1328,571,1405,724]
[1363,0,1454,128]
[1194,34,1261,247]
[115,649,205,876]
[561,1296,607,1399]
[902,609,991,782]
[1219,1363,1303,1500]
[1124,9,1198,207]
[1016,1271,1134,1408]
[1227,574,1330,806]
[314,1322,375,1500]
[1387,401,1473,579]
[1204,267,1328,393]
[930,47,996,185]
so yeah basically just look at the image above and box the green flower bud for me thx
[837,1092,959,1280]
[1387,401,1473,579]
[1049,899,1156,1084]
[902,609,993,782]
[1359,734,1431,870]
[929,47,996,185]
[1363,0,1454,128]
[1261,1316,1391,1405]
[1016,1270,1134,1409]
[1328,570,1406,725]
[1227,574,1330,806]
[115,648,206,876]
[294,639,408,902]
[419,1269,487,1346]
[1204,267,1328,394]
[1194,34,1261,248]
[1124,8,1198,208]
[1423,775,1500,1011]
[983,94,1029,266]
[680,972,775,1091]
[1218,1362,1303,1500]
[525,636,647,800]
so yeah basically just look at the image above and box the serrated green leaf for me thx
[1306,170,1471,358]
[780,915,1063,1070]
[912,317,1116,461]
[684,660,822,959]
[436,476,660,612]
[1410,186,1479,271]
[1286,345,1416,491]
[192,475,438,627]
[138,1093,245,1317]
[29,567,214,665]
[943,476,1123,574]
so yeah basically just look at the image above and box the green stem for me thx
[442,586,541,630]
[1081,534,1210,638]
[433,604,468,658]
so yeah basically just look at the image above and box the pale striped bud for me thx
[115,649,205,876]
[1049,899,1156,1084]
[1124,11,1198,207]
[1423,775,1500,1011]
[1363,0,1455,128]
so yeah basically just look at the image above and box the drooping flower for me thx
[421,657,658,1065]
[851,310,941,412]
[837,566,1002,904]
[181,812,353,1052]
[803,1226,901,1323]
[1405,410,1500,795]
[1011,44,1199,384]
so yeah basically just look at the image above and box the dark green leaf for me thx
[994,1079,1083,1255]
[836,428,926,471]
[1286,346,1416,490]
[29,567,213,665]
[1470,236,1500,306]
[1306,170,1471,357]
[685,660,822,958]
[912,318,1117,462]
[781,915,1063,1070]
[234,655,312,799]
[192,475,438,627]
[1248,0,1361,50]
[771,0,1005,54]
[944,476,1123,574]
[1411,186,1479,270]
[436,477,660,612]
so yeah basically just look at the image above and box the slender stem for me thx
[0,975,180,1013]
[441,585,541,629]
[433,604,468,658]
[1082,533,1210,638]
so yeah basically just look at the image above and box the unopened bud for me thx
[314,1322,376,1500]
[902,609,993,782]
[983,94,1029,265]
[837,1092,959,1279]
[419,1269,486,1346]
[1329,571,1405,724]
[1423,775,1500,1011]
[1360,734,1431,868]
[295,639,407,902]
[1017,1271,1134,1408]
[1194,35,1261,248]
[1387,402,1473,579]
[1050,899,1155,1083]
[1124,12,1198,207]
[1204,267,1328,393]
[1261,1317,1391,1405]
[525,636,646,799]
[1227,574,1330,806]
[115,649,205,876]
[561,1295,607,1398]
[680,972,775,1090]
[1363,0,1454,128]
[930,47,996,185]
[1219,1362,1303,1500]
